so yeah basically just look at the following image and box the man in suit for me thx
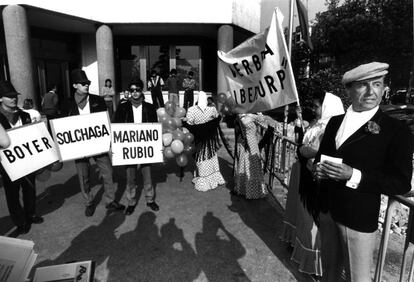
[314,62,413,281]
[0,81,43,234]
[113,79,160,215]
[68,69,125,217]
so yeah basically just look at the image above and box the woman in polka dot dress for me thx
[233,113,268,199]
[185,91,225,191]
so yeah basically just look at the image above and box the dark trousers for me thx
[2,172,36,228]
[183,89,194,110]
[151,90,164,109]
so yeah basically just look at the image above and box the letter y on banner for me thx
[218,8,299,114]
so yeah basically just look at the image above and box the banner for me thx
[110,123,163,166]
[50,111,111,161]
[0,122,59,181]
[218,8,299,114]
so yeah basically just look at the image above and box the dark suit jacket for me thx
[66,94,107,116]
[113,100,157,123]
[316,109,413,232]
[0,109,32,129]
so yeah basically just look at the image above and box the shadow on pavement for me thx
[195,211,250,282]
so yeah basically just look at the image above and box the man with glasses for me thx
[67,69,125,217]
[113,79,160,215]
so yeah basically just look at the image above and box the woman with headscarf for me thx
[185,91,225,191]
[232,113,269,199]
[280,91,344,277]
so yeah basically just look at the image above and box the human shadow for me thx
[107,212,200,281]
[195,211,249,282]
[34,211,126,274]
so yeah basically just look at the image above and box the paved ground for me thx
[0,148,314,282]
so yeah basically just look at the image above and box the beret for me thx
[342,62,389,85]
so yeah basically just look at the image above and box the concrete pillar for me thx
[2,5,37,107]
[96,25,115,100]
[217,25,233,94]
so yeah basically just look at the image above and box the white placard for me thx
[50,111,111,161]
[0,122,59,181]
[111,123,163,166]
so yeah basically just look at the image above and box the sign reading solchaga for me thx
[0,122,59,181]
[50,112,111,161]
[111,123,163,166]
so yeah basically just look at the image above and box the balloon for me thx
[158,115,168,123]
[163,146,175,159]
[217,93,228,104]
[162,117,176,130]
[183,132,194,145]
[173,117,182,128]
[171,140,184,154]
[174,107,186,118]
[156,107,167,118]
[176,154,188,167]
[165,101,175,116]
[182,127,189,134]
[183,144,195,154]
[225,97,237,109]
[172,129,184,141]
[162,133,173,147]
[163,126,174,134]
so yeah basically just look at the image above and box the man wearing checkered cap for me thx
[314,62,413,281]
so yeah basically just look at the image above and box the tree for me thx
[311,0,413,89]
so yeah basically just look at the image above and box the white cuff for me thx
[346,168,362,189]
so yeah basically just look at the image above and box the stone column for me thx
[96,25,116,106]
[2,5,37,107]
[217,25,233,94]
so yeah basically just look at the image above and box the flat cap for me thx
[342,62,389,86]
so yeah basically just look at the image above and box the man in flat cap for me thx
[314,62,413,281]
[67,69,125,217]
[0,81,43,234]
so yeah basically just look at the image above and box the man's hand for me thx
[314,160,353,181]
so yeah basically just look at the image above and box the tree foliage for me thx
[311,0,413,88]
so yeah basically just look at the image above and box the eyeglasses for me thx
[129,88,142,92]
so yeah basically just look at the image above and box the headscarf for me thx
[319,92,345,124]
[197,91,208,112]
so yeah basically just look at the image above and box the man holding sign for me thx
[67,69,124,217]
[113,79,160,215]
[0,81,43,234]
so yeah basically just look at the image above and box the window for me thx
[176,46,200,91]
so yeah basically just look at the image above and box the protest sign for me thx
[111,123,163,166]
[50,111,111,161]
[218,8,299,114]
[0,122,59,181]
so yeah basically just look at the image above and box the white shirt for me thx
[10,118,22,128]
[23,109,42,123]
[132,104,142,123]
[78,98,90,115]
[335,105,379,188]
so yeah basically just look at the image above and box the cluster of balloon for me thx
[217,92,236,115]
[157,102,195,170]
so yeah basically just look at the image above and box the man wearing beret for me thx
[314,62,413,281]
[67,69,125,217]
[0,81,43,234]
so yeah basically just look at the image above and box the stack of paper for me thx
[33,260,94,282]
[0,236,37,282]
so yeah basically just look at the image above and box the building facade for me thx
[0,1,277,110]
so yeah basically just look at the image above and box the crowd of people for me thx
[0,61,413,281]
